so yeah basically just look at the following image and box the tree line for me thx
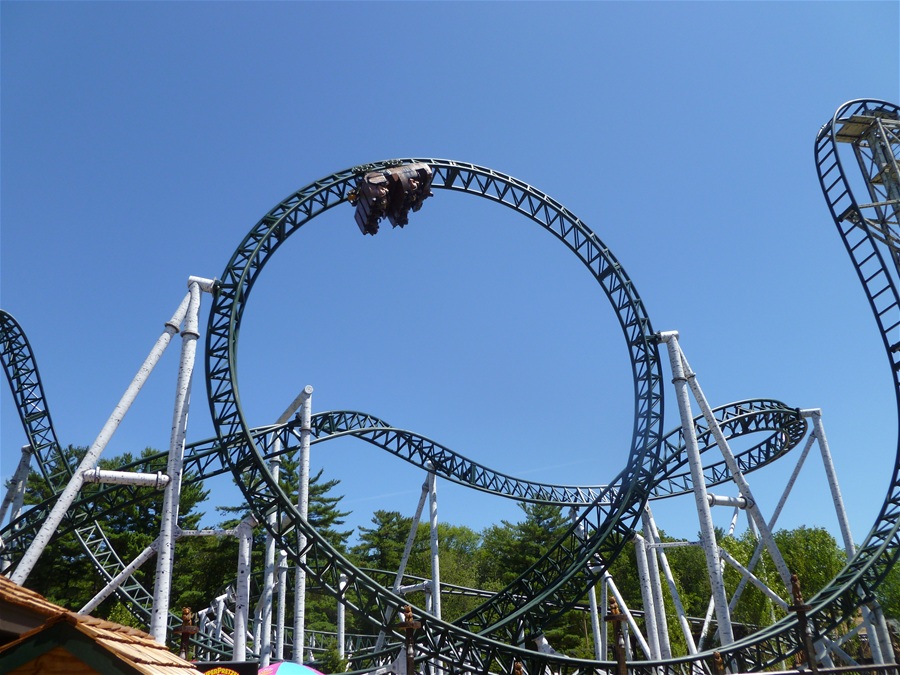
[15,445,900,664]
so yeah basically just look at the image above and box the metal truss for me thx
[4,120,897,673]
[203,159,667,668]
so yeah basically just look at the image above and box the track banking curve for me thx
[2,302,803,665]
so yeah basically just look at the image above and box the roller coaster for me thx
[1,99,899,674]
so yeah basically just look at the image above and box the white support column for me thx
[80,538,161,615]
[337,573,348,659]
[294,384,313,664]
[588,579,603,660]
[82,468,169,488]
[807,409,856,556]
[644,507,697,655]
[729,432,817,612]
[276,550,288,661]
[214,595,226,642]
[679,346,793,594]
[264,387,314,664]
[150,280,203,643]
[0,445,33,526]
[11,292,192,586]
[234,515,258,661]
[804,409,890,664]
[634,533,661,659]
[260,450,281,668]
[641,509,671,659]
[376,479,430,650]
[600,576,609,660]
[603,572,653,658]
[658,330,734,646]
[427,467,442,621]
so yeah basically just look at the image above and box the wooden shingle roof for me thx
[0,575,206,675]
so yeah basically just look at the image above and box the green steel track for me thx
[4,116,898,673]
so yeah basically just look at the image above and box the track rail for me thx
[204,159,668,666]
[4,115,895,672]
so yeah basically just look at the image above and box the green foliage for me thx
[316,641,349,672]
[17,445,868,661]
[476,502,569,588]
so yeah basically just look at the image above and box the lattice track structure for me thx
[1,118,897,673]
[0,314,806,667]
[1,398,806,563]
[205,159,668,670]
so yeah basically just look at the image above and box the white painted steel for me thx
[151,281,202,643]
[717,547,788,610]
[234,515,257,660]
[0,446,33,527]
[679,347,793,594]
[80,538,161,614]
[81,468,169,488]
[260,452,281,668]
[375,479,430,651]
[659,331,734,646]
[337,573,348,659]
[276,550,288,661]
[600,576,608,659]
[728,432,816,613]
[588,579,603,660]
[804,409,890,664]
[267,387,314,663]
[634,533,661,659]
[428,468,442,621]
[603,572,653,658]
[641,509,670,659]
[644,507,697,654]
[11,291,192,587]
[706,494,747,509]
[291,385,313,664]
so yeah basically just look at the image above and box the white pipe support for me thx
[177,528,234,537]
[234,515,258,661]
[729,431,817,612]
[588,580,603,660]
[82,469,170,489]
[600,576,609,659]
[641,509,671,659]
[260,452,281,668]
[659,331,735,646]
[718,547,789,610]
[337,573,348,659]
[398,582,431,594]
[645,507,697,655]
[293,385,313,664]
[79,538,161,615]
[276,550,288,661]
[870,602,895,665]
[0,445,33,526]
[680,347,794,594]
[605,573,653,658]
[150,281,202,643]
[633,533,661,659]
[427,466,442,621]
[649,541,701,550]
[187,276,217,294]
[803,409,856,556]
[706,493,747,509]
[376,479,430,650]
[279,384,314,425]
[11,291,192,587]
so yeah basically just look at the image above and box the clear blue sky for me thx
[2,2,898,549]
